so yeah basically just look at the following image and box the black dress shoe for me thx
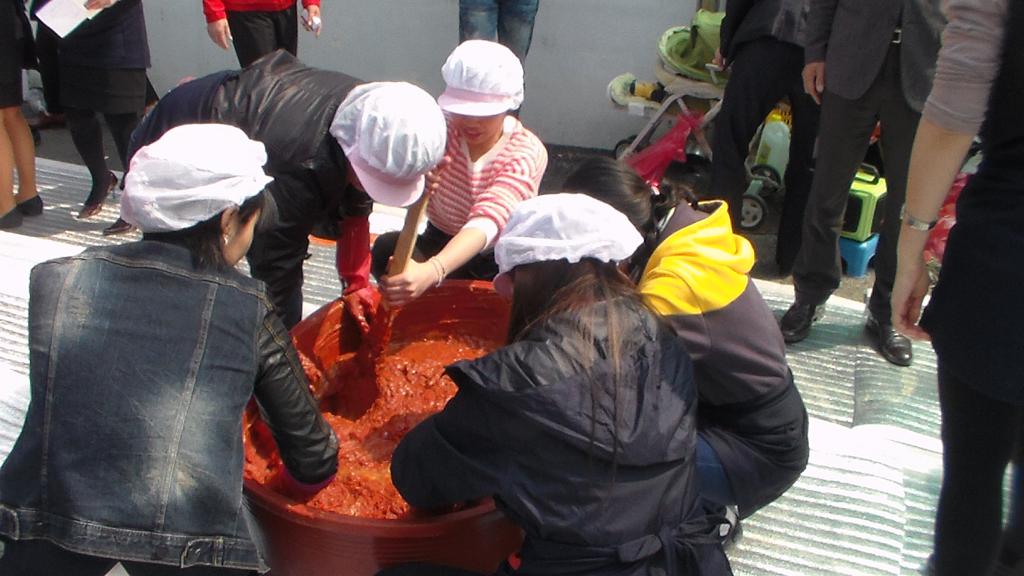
[16,195,43,216]
[102,217,134,236]
[779,300,826,343]
[865,313,913,366]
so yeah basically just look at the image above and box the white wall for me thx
[144,1,697,149]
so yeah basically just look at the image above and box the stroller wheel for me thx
[614,135,638,159]
[739,192,768,231]
[750,164,783,196]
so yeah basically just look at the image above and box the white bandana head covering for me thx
[493,193,643,296]
[438,40,525,116]
[330,82,447,207]
[121,124,273,233]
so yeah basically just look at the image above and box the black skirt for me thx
[60,65,146,114]
[0,0,34,107]
[921,166,1024,404]
[0,65,22,108]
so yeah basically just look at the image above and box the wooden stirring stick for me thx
[359,193,431,370]
[322,189,434,409]
[386,193,431,278]
[359,154,446,385]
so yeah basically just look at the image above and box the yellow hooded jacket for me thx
[639,201,808,517]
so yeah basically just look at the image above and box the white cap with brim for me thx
[330,82,447,207]
[438,39,524,117]
[120,124,274,233]
[493,193,643,297]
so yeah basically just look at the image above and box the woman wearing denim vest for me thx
[0,124,338,575]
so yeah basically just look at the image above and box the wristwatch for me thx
[900,205,938,232]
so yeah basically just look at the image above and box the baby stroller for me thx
[608,11,786,230]
[606,12,729,180]
[615,93,719,191]
[607,13,724,209]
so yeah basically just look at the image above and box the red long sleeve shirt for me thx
[203,0,320,23]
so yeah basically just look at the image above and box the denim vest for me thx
[0,242,274,570]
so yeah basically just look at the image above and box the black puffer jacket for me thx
[391,298,732,576]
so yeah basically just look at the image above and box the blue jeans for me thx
[458,0,539,64]
[697,434,736,507]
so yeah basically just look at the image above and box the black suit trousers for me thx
[793,43,920,321]
[710,37,820,271]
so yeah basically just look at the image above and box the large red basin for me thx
[243,281,522,575]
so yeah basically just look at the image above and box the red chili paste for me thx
[244,332,493,519]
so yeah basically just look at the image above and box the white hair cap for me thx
[120,124,273,233]
[438,40,525,116]
[330,82,447,207]
[493,193,643,294]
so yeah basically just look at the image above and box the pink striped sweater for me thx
[427,117,548,238]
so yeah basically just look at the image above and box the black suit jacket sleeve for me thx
[720,0,755,60]
[805,0,839,62]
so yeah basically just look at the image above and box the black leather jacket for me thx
[0,241,337,570]
[128,50,373,224]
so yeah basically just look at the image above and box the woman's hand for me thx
[891,231,932,341]
[207,19,232,51]
[302,5,322,37]
[84,0,116,9]
[380,260,440,308]
[891,118,977,340]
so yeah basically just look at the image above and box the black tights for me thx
[934,365,1024,575]
[0,537,256,576]
[64,107,140,201]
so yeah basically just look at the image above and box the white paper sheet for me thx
[36,0,102,39]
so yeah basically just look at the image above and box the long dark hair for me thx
[562,157,683,279]
[507,257,643,474]
[143,193,265,270]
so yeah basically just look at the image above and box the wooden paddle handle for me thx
[386,194,430,276]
